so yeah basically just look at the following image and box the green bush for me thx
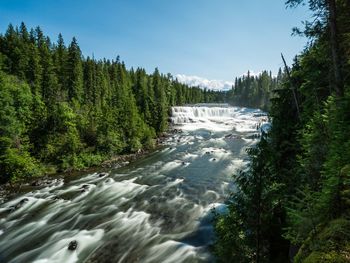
[1,148,41,182]
[295,219,350,263]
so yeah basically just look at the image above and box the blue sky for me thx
[0,0,309,89]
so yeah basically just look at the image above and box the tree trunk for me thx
[327,0,344,97]
[281,53,301,121]
[256,170,264,263]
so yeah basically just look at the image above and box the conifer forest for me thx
[0,1,349,263]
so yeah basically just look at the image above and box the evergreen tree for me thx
[53,33,68,101]
[152,68,168,134]
[67,37,83,103]
[215,1,350,262]
[0,22,221,182]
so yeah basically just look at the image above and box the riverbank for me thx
[0,133,171,203]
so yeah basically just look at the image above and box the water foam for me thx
[171,105,267,132]
[0,104,267,263]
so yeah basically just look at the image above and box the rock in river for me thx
[68,240,78,251]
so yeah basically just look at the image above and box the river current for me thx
[0,105,267,263]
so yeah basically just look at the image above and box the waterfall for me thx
[171,106,237,124]
[170,105,267,133]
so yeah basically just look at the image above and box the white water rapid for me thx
[0,104,268,263]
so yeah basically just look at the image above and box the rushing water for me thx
[0,105,267,263]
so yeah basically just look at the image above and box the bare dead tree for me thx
[281,53,301,121]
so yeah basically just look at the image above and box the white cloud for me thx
[175,74,234,91]
[240,70,262,77]
[240,70,276,78]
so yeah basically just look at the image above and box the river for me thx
[0,105,267,263]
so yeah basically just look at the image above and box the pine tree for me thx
[53,33,68,101]
[39,39,58,106]
[152,68,168,134]
[67,37,83,103]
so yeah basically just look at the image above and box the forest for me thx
[1,0,349,262]
[0,23,224,183]
[214,0,350,262]
[225,70,283,111]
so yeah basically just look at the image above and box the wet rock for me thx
[104,178,113,184]
[205,151,210,155]
[20,198,29,203]
[253,113,267,118]
[212,158,217,161]
[15,198,29,209]
[171,128,183,134]
[98,173,107,178]
[68,240,78,251]
[224,134,244,140]
[9,198,29,212]
[7,206,16,213]
[246,133,261,140]
[31,180,41,187]
[113,163,122,169]
[182,161,186,165]
[30,180,39,187]
[79,184,90,193]
[31,178,55,187]
[120,161,129,167]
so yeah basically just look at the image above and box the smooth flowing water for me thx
[0,105,267,263]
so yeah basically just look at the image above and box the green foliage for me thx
[215,1,350,261]
[225,70,280,111]
[0,71,41,182]
[67,37,83,102]
[284,187,323,245]
[0,23,221,182]
[41,102,83,169]
[214,210,251,263]
[295,218,350,263]
[303,251,349,263]
[1,148,41,182]
[215,138,289,263]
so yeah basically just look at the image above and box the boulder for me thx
[68,240,78,251]
[9,198,29,212]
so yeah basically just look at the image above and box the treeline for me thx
[215,0,350,262]
[225,70,282,111]
[0,23,220,183]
